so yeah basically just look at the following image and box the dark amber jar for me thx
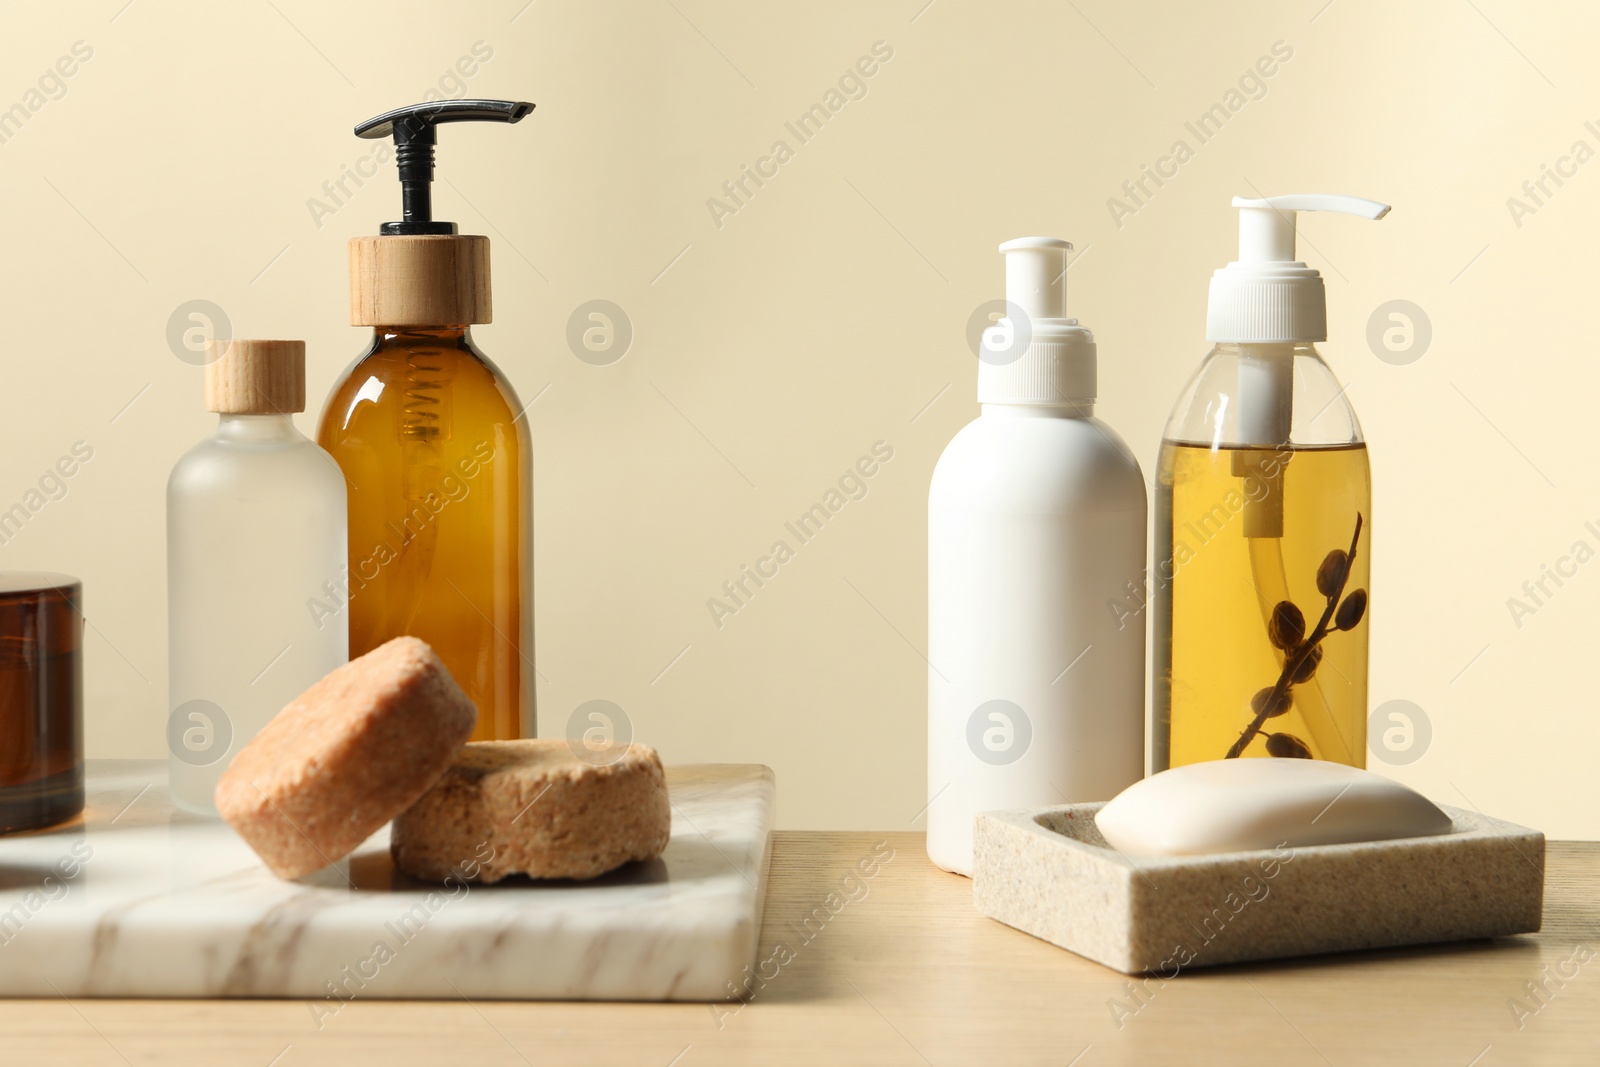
[0,573,83,833]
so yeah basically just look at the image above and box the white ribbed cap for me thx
[979,237,1096,406]
[1206,194,1390,343]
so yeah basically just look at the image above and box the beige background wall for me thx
[0,0,1594,835]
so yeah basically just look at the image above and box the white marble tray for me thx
[0,760,774,1002]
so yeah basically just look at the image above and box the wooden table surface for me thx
[5,832,1597,1066]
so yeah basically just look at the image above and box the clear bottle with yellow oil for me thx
[316,100,536,742]
[1152,194,1389,769]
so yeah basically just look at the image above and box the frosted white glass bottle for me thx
[927,238,1147,876]
[167,340,348,814]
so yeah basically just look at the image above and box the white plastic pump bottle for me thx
[927,238,1147,876]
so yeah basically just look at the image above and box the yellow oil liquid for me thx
[1152,441,1370,769]
[318,328,530,742]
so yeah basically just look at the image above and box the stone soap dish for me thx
[973,802,1543,975]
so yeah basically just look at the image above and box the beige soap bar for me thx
[1094,759,1453,857]
[216,637,477,879]
[391,739,671,883]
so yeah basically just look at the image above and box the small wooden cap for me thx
[204,340,306,414]
[349,235,491,327]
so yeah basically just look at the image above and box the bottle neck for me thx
[212,412,301,443]
[372,325,472,344]
[980,401,1094,419]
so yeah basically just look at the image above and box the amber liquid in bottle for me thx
[1153,442,1370,769]
[0,578,83,833]
[318,327,531,741]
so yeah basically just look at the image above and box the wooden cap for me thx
[349,235,491,327]
[204,340,306,414]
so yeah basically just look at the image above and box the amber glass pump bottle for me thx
[317,100,535,741]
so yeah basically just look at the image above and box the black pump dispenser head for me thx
[355,99,534,236]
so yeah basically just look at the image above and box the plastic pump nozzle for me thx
[1208,193,1390,345]
[1232,194,1390,265]
[355,99,535,235]
[998,236,1070,321]
[977,237,1095,408]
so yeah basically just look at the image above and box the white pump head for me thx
[979,237,1096,407]
[1206,194,1390,343]
[1000,236,1070,320]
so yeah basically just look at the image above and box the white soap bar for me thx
[1094,759,1453,856]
